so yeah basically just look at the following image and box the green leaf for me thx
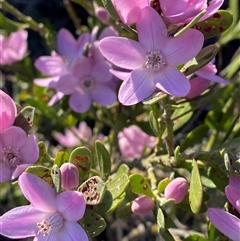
[129,174,155,198]
[36,141,52,164]
[181,125,209,151]
[189,160,203,213]
[25,166,53,187]
[51,164,61,194]
[194,10,233,39]
[54,151,70,167]
[142,92,167,105]
[106,193,126,214]
[95,141,111,181]
[96,190,113,215]
[184,234,207,241]
[69,147,91,183]
[0,12,29,33]
[78,176,106,205]
[116,202,132,218]
[116,164,130,177]
[79,207,106,237]
[106,173,129,200]
[149,110,159,135]
[157,207,165,234]
[157,178,171,194]
[101,0,120,20]
[14,106,35,134]
[181,44,219,76]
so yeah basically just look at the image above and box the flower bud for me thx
[164,177,189,204]
[131,196,154,216]
[60,163,79,190]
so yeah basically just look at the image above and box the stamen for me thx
[144,50,166,71]
[82,78,93,88]
[37,213,63,236]
[2,147,20,167]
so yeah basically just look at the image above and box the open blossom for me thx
[0,90,17,132]
[207,177,240,241]
[186,61,228,99]
[118,125,156,159]
[111,0,150,25]
[0,126,39,182]
[54,121,104,148]
[99,6,204,105]
[159,0,224,24]
[0,30,28,65]
[0,172,88,241]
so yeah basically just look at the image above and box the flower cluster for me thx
[0,90,39,182]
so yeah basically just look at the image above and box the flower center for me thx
[37,212,63,236]
[144,50,166,71]
[3,147,20,167]
[82,77,93,89]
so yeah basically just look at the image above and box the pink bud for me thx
[164,177,189,204]
[131,195,154,216]
[60,163,79,190]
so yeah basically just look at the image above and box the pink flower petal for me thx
[71,57,93,79]
[163,29,204,66]
[57,222,89,241]
[137,6,168,50]
[18,172,56,212]
[154,66,190,97]
[225,185,240,213]
[91,61,112,83]
[56,191,86,221]
[54,130,80,147]
[230,177,240,192]
[48,92,64,106]
[0,206,45,238]
[69,91,92,113]
[0,162,12,182]
[200,0,224,21]
[91,84,117,106]
[99,26,119,40]
[118,68,155,105]
[207,208,240,241]
[109,69,131,80]
[12,164,32,180]
[56,74,78,94]
[34,76,60,88]
[99,37,145,70]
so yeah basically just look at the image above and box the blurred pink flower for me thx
[0,30,28,65]
[54,121,104,148]
[164,177,189,204]
[0,172,88,240]
[99,7,204,105]
[131,195,154,216]
[0,90,17,132]
[207,177,240,241]
[0,126,39,182]
[60,163,79,190]
[186,61,228,99]
[118,125,156,159]
[159,0,224,24]
[93,1,110,24]
[111,0,150,25]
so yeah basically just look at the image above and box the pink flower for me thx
[0,126,39,182]
[0,172,88,240]
[60,163,79,190]
[118,125,156,159]
[131,195,154,216]
[111,0,150,25]
[0,30,28,65]
[159,0,224,24]
[54,121,104,147]
[99,7,204,105]
[186,61,228,99]
[207,177,240,241]
[0,90,17,132]
[164,177,189,204]
[93,1,110,24]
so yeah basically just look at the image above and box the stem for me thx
[1,0,49,38]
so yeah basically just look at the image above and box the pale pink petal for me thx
[35,54,68,76]
[91,84,117,106]
[55,74,78,94]
[56,222,89,241]
[230,177,240,192]
[18,172,56,212]
[69,91,92,113]
[77,122,92,140]
[91,61,112,83]
[76,32,91,56]
[118,68,155,105]
[93,1,109,24]
[34,76,60,88]
[0,90,17,132]
[56,191,86,221]
[54,130,80,147]
[137,6,168,50]
[207,208,240,241]
[99,26,119,40]
[0,206,45,238]
[48,92,64,106]
[57,28,77,60]
[0,162,12,182]
[71,57,93,79]
[154,66,190,97]
[109,69,131,80]
[163,29,204,66]
[200,0,224,21]
[12,164,31,180]
[99,37,145,70]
